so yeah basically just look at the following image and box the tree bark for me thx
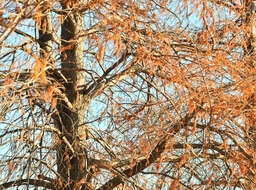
[243,1,256,189]
[55,2,88,189]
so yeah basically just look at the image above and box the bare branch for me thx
[0,179,56,189]
[96,135,168,190]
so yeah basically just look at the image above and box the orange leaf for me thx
[223,138,228,151]
[79,159,85,172]
[44,85,55,102]
[19,130,24,144]
[57,179,63,188]
[188,99,196,112]
[51,98,57,108]
[42,20,47,34]
[169,176,180,190]
[207,176,212,185]
[192,120,197,136]
[8,161,14,171]
[98,41,105,63]
[74,179,86,190]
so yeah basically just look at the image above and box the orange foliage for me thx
[2,0,256,189]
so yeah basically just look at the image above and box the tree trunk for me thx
[56,2,88,189]
[244,1,256,189]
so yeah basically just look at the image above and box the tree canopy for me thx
[1,0,256,189]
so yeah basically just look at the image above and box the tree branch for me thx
[79,51,130,95]
[96,110,197,190]
[96,136,168,190]
[0,179,56,189]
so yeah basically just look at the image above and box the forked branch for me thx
[96,110,197,189]
[96,136,168,190]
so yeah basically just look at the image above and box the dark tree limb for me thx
[96,136,168,190]
[0,179,56,189]
[95,110,197,190]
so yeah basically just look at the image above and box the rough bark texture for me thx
[56,2,88,189]
[244,1,256,189]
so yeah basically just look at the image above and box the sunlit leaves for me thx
[2,0,256,189]
[169,176,180,190]
[98,40,105,63]
[32,56,47,81]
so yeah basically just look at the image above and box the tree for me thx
[1,0,256,189]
